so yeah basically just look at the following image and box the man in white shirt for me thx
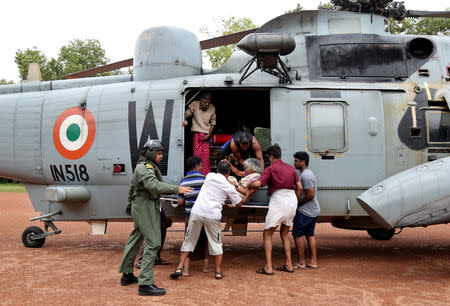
[170,161,252,280]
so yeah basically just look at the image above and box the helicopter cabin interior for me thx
[183,88,271,173]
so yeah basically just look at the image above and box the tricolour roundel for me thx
[53,107,96,160]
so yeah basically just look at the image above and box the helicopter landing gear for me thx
[22,211,62,248]
[367,228,395,240]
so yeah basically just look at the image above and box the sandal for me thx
[215,271,224,280]
[256,267,274,275]
[170,268,183,280]
[293,264,307,270]
[276,264,294,273]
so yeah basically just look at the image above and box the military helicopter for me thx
[0,0,449,248]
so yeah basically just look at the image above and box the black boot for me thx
[154,257,170,265]
[120,273,138,286]
[138,284,166,296]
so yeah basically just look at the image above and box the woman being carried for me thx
[227,158,263,198]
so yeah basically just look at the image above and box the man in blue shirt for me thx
[178,156,209,276]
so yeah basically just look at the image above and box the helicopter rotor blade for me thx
[63,28,258,79]
[63,59,133,79]
[405,10,450,19]
[199,29,257,50]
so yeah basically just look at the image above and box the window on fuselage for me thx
[307,102,348,153]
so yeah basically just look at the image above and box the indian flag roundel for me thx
[53,107,96,160]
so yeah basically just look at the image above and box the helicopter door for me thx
[270,89,385,214]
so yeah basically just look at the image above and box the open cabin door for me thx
[270,88,385,216]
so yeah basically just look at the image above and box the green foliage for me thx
[390,17,450,35]
[0,79,14,85]
[285,3,303,13]
[14,39,111,81]
[59,39,108,75]
[201,17,257,68]
[318,1,337,9]
[15,47,49,81]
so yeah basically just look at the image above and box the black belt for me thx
[135,191,151,198]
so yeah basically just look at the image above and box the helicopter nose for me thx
[357,157,450,229]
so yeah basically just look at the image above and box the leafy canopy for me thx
[201,17,257,68]
[285,3,303,13]
[14,39,111,81]
[390,15,450,35]
[0,79,14,85]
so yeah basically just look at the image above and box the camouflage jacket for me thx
[125,156,178,215]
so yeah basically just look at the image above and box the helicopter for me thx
[0,0,449,248]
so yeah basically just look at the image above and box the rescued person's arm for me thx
[247,179,262,190]
[235,185,248,195]
[229,177,247,195]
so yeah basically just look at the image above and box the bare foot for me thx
[293,263,307,270]
[183,261,190,276]
[264,266,273,274]
[306,263,319,269]
[203,266,210,273]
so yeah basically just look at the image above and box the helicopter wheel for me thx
[22,226,46,248]
[367,228,395,240]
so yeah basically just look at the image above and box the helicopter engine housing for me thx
[133,26,202,81]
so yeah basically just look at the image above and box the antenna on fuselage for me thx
[26,63,42,82]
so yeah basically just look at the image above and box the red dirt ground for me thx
[0,192,448,305]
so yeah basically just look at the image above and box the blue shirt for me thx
[178,170,205,215]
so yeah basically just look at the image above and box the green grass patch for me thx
[0,183,26,192]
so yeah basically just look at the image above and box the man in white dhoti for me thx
[248,145,303,275]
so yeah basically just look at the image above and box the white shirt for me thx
[191,172,242,219]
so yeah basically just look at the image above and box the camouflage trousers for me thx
[118,196,161,285]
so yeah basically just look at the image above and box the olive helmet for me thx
[141,138,164,162]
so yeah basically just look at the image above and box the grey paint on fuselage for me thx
[0,10,449,231]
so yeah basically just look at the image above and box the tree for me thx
[201,17,257,68]
[390,16,450,35]
[318,1,337,10]
[0,79,14,85]
[285,3,303,13]
[59,39,109,76]
[14,39,111,81]
[15,47,50,81]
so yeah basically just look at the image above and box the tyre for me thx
[22,226,46,248]
[367,228,395,240]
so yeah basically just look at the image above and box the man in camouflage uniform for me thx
[119,139,193,296]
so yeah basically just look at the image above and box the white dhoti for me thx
[264,189,297,230]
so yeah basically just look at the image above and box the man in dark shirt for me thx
[217,131,265,170]
[248,145,303,275]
